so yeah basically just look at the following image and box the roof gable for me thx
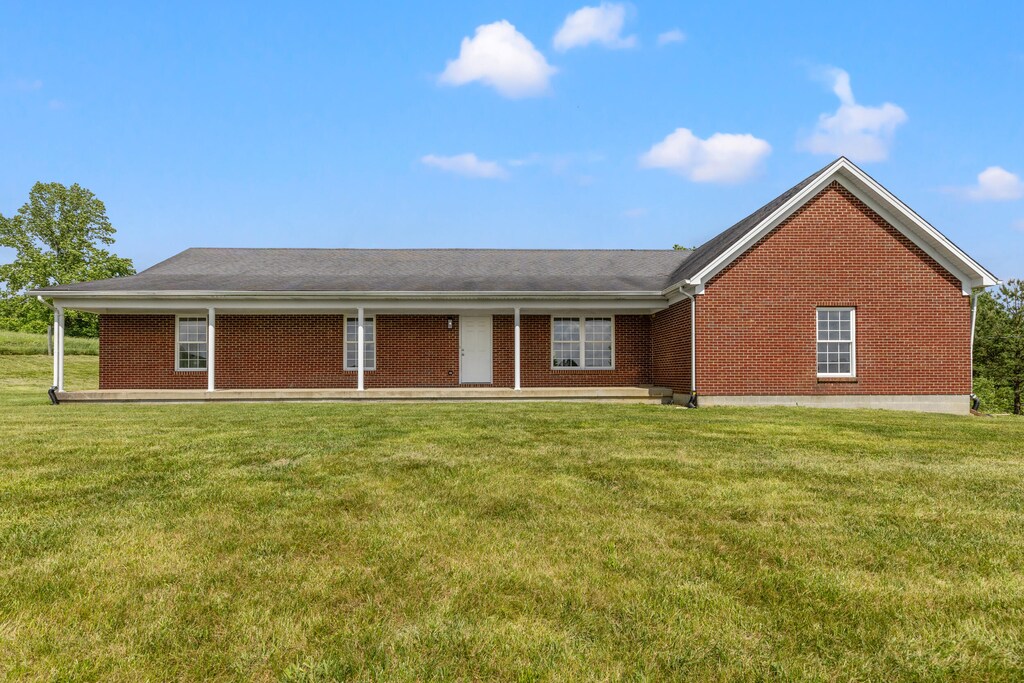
[667,158,999,295]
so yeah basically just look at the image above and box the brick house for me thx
[33,158,999,413]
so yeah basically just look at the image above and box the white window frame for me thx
[816,307,856,378]
[550,315,615,370]
[175,314,208,372]
[344,315,376,371]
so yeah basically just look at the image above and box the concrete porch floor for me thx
[55,385,674,404]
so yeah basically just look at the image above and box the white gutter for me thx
[35,295,55,311]
[26,289,668,300]
[678,286,697,404]
[970,289,979,398]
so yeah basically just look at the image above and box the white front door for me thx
[459,315,493,384]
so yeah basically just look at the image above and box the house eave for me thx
[659,158,1000,296]
[34,289,673,315]
[30,288,667,301]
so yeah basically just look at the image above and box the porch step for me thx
[56,386,674,404]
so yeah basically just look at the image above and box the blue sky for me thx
[1,1,1022,278]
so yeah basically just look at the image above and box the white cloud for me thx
[553,3,637,52]
[639,128,772,183]
[438,20,556,98]
[421,153,508,179]
[656,29,686,46]
[803,68,907,162]
[962,167,1024,201]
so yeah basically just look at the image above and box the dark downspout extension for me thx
[48,386,60,405]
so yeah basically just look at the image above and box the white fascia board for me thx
[837,162,1000,288]
[34,289,665,300]
[831,176,974,296]
[661,157,849,295]
[666,157,999,295]
[51,295,671,315]
[666,284,701,305]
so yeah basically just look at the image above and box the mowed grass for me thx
[1,352,1023,681]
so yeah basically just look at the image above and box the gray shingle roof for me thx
[36,248,693,293]
[33,160,846,297]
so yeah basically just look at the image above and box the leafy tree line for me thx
[973,280,1024,415]
[0,182,134,337]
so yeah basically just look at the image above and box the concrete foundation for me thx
[682,393,970,415]
[57,385,673,404]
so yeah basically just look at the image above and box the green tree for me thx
[974,280,1024,415]
[0,182,134,337]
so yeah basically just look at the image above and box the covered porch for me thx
[45,293,674,400]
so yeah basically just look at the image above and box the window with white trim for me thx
[176,316,207,371]
[816,308,855,376]
[551,316,613,369]
[345,316,376,370]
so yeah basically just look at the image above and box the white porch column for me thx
[54,305,64,391]
[513,306,521,391]
[357,306,365,391]
[207,307,216,392]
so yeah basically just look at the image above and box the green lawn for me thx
[1,348,1023,681]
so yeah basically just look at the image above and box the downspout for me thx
[35,295,55,312]
[970,289,980,412]
[678,286,698,408]
[35,296,60,405]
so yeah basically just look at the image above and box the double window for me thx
[176,316,208,371]
[551,316,614,369]
[816,308,855,376]
[345,316,376,370]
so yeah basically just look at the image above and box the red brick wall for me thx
[99,313,652,389]
[696,181,971,396]
[494,314,652,387]
[100,315,207,389]
[652,300,692,394]
[217,315,348,388]
[217,314,462,389]
[372,315,461,388]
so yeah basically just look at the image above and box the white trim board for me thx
[670,158,999,296]
[174,314,208,372]
[45,297,670,316]
[549,314,616,371]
